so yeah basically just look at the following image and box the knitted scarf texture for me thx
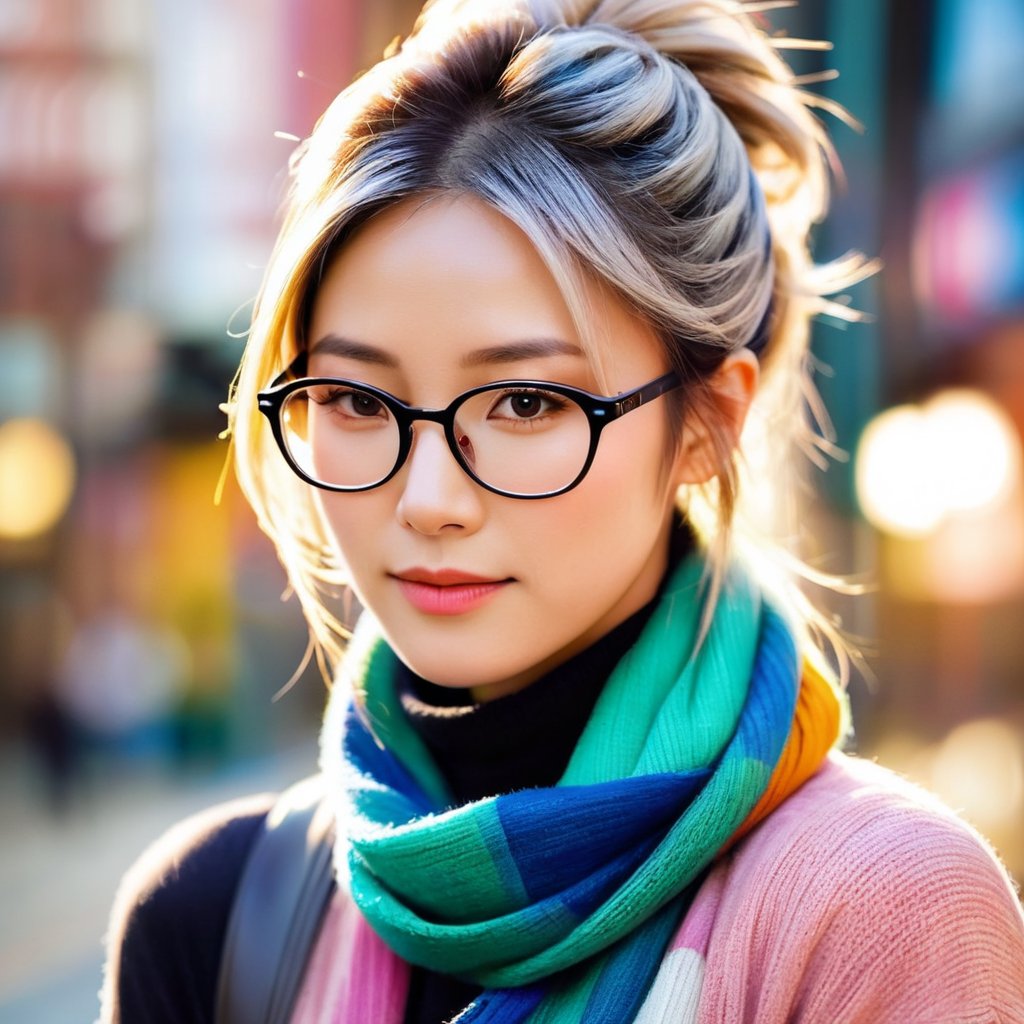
[319,552,842,1023]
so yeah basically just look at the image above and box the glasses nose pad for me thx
[454,427,476,469]
[448,401,476,471]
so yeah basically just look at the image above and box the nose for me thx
[394,423,486,535]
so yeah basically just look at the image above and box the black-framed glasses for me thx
[257,358,682,499]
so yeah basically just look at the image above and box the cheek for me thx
[314,491,382,572]
[527,434,675,565]
[587,412,678,510]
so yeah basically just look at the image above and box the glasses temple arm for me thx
[613,372,682,416]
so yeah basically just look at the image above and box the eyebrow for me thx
[462,339,583,367]
[309,334,398,367]
[309,333,584,369]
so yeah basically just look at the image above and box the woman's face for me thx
[307,194,687,701]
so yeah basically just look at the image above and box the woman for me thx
[101,1,1024,1021]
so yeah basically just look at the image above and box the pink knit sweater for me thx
[293,753,1024,1023]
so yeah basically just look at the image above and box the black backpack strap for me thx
[216,774,337,1024]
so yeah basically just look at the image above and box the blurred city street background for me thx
[2,0,1023,1020]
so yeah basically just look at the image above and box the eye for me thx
[506,393,543,418]
[346,391,385,417]
[308,386,388,420]
[488,388,569,422]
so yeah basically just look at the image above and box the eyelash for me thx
[310,386,388,418]
[487,389,571,422]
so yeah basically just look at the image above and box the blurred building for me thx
[792,0,1024,871]
[0,0,419,787]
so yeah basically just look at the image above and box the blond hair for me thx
[228,0,869,678]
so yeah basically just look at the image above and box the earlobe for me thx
[672,349,760,486]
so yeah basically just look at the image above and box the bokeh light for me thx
[856,404,941,536]
[873,720,1024,844]
[930,718,1024,831]
[855,389,1022,537]
[928,390,1021,513]
[0,417,76,539]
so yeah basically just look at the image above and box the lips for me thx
[390,567,512,615]
[392,567,509,586]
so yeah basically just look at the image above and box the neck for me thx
[398,595,660,805]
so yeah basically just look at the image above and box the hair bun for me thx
[536,3,839,219]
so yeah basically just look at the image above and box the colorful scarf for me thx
[319,552,843,1023]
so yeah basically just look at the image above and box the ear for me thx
[672,348,760,486]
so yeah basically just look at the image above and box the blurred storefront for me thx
[0,0,422,806]
[873,0,1024,873]
[785,0,1024,875]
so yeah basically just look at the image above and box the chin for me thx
[389,639,536,696]
[396,654,499,690]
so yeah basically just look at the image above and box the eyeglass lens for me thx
[279,383,593,495]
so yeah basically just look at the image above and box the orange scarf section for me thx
[729,659,845,848]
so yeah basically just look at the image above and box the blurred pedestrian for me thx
[101,1,1024,1021]
[24,673,77,815]
[57,606,185,767]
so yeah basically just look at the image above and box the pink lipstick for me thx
[391,568,511,615]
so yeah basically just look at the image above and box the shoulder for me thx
[740,752,1022,907]
[699,753,1024,1021]
[113,791,276,916]
[100,790,276,1024]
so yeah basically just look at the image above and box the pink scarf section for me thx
[290,866,725,1024]
[290,892,410,1024]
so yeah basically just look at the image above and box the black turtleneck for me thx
[397,521,692,1024]
[398,599,658,806]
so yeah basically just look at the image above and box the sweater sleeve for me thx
[698,755,1024,1024]
[98,792,275,1024]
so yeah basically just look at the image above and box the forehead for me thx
[306,193,665,388]
[312,194,573,338]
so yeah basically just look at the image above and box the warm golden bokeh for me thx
[0,418,76,540]
[856,390,1022,539]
